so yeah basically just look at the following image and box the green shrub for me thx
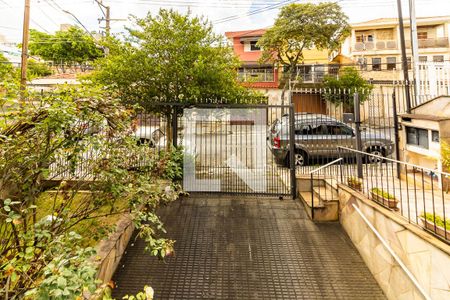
[371,187,396,199]
[421,213,450,230]
[347,176,362,185]
[27,59,52,78]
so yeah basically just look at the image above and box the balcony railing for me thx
[238,69,274,82]
[294,65,339,83]
[406,37,449,48]
[354,40,397,51]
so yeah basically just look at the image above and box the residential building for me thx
[344,16,450,78]
[225,28,339,112]
[342,16,450,106]
[399,95,450,188]
[225,29,281,106]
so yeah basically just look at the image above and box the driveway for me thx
[112,196,385,299]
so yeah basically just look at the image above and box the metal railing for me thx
[309,158,343,220]
[352,203,432,300]
[338,146,450,243]
[238,68,275,82]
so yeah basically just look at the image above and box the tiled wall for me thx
[338,185,450,300]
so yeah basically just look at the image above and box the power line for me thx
[213,0,298,24]
[36,2,60,27]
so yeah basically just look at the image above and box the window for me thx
[327,125,354,135]
[432,130,439,143]
[358,57,367,70]
[406,57,412,70]
[406,127,429,149]
[238,67,274,82]
[250,41,260,51]
[372,58,382,71]
[386,57,396,70]
[433,55,444,62]
[419,56,428,62]
[417,32,428,40]
[356,34,373,43]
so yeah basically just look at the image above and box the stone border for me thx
[94,213,135,284]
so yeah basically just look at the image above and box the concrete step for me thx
[299,191,324,208]
[324,178,338,191]
[313,186,339,202]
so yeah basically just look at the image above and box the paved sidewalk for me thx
[112,196,385,299]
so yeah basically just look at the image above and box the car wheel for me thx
[285,150,308,167]
[367,146,385,163]
[138,138,153,147]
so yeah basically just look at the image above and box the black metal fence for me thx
[339,147,449,243]
[289,88,400,176]
[180,104,295,196]
[305,146,449,243]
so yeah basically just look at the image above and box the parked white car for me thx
[134,126,166,148]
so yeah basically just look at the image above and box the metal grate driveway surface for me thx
[112,196,385,299]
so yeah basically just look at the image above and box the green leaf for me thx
[57,276,67,287]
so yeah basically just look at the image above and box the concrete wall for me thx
[338,184,450,300]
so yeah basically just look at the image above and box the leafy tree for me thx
[0,53,14,82]
[92,9,258,107]
[322,67,373,111]
[257,2,350,102]
[28,27,103,72]
[91,9,261,145]
[443,142,450,164]
[0,85,181,298]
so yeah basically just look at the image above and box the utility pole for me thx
[396,0,412,113]
[95,0,122,37]
[20,0,30,99]
[105,5,110,36]
[409,0,420,106]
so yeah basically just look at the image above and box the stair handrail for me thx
[309,158,343,220]
[352,203,432,300]
[309,158,344,174]
[337,146,450,177]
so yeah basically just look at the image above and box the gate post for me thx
[289,104,297,199]
[354,93,363,179]
[172,106,178,147]
[392,90,401,179]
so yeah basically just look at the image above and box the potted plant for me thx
[420,213,450,240]
[347,176,363,191]
[370,188,399,210]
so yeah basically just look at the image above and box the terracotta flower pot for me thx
[420,217,450,240]
[370,191,398,209]
[347,180,362,191]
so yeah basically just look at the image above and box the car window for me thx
[310,124,328,135]
[294,124,311,135]
[327,125,353,135]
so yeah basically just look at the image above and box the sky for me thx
[0,0,450,44]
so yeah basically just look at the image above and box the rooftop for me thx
[225,28,267,39]
[352,15,450,28]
